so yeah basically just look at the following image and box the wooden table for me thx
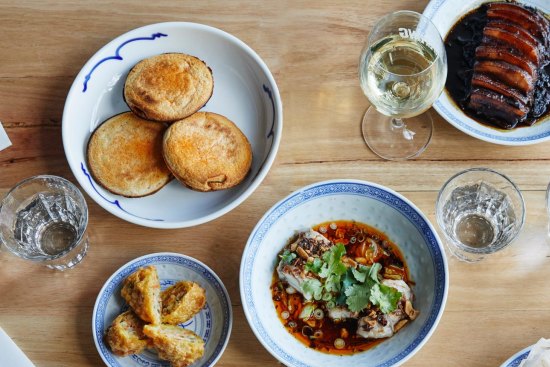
[1,1,550,366]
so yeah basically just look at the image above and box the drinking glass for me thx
[359,11,447,160]
[435,168,525,262]
[0,175,89,270]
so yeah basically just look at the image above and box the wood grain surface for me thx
[1,1,550,366]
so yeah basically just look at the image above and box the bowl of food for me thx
[240,180,448,367]
[423,0,550,145]
[62,22,282,228]
[93,252,232,367]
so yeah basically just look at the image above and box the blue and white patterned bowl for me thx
[62,22,282,228]
[501,346,531,367]
[93,253,232,367]
[424,0,550,145]
[239,179,449,367]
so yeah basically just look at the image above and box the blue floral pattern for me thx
[94,254,231,367]
[242,181,447,367]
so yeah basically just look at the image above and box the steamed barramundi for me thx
[271,221,418,354]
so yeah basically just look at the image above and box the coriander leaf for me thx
[351,265,369,283]
[345,283,371,312]
[335,291,347,306]
[324,273,341,293]
[279,250,296,265]
[337,269,357,305]
[369,283,402,314]
[304,257,323,274]
[319,243,347,278]
[368,262,382,284]
[342,268,357,289]
[302,278,323,301]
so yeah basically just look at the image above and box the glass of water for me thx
[0,175,89,270]
[436,168,525,262]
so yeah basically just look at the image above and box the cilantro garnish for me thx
[279,250,296,265]
[345,283,371,312]
[318,243,347,279]
[289,241,402,314]
[302,278,323,301]
[344,262,401,314]
[370,283,402,314]
[304,257,323,274]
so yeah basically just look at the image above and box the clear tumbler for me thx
[0,175,89,270]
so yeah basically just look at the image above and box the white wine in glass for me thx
[359,11,447,160]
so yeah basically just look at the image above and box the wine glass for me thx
[359,11,447,160]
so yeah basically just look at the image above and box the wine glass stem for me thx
[391,118,405,129]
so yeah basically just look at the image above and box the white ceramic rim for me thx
[92,252,233,367]
[500,345,531,367]
[239,179,449,367]
[62,22,283,228]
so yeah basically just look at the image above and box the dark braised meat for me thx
[487,3,550,47]
[474,60,534,94]
[469,88,529,129]
[475,46,537,77]
[482,26,541,65]
[471,73,529,106]
[466,2,549,129]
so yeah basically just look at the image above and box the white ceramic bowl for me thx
[62,22,282,228]
[93,252,232,367]
[240,180,449,367]
[423,0,550,145]
[500,345,531,367]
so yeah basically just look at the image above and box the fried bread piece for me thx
[161,281,206,325]
[143,325,204,367]
[124,53,214,122]
[105,310,151,356]
[121,266,162,324]
[162,112,252,192]
[87,112,172,197]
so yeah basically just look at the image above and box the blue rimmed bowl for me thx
[93,252,232,367]
[423,0,549,145]
[500,346,531,367]
[240,179,449,367]
[62,22,282,228]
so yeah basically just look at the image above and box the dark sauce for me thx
[271,220,411,355]
[444,3,550,129]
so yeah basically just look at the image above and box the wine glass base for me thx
[361,107,433,160]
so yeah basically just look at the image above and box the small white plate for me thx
[500,345,531,367]
[240,180,448,367]
[93,252,232,367]
[62,22,282,228]
[424,0,550,145]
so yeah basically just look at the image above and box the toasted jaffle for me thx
[163,112,252,191]
[161,281,206,325]
[124,53,214,122]
[143,325,205,367]
[86,112,171,197]
[121,266,162,324]
[105,310,151,356]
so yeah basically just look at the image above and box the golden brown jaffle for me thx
[87,112,171,197]
[162,112,252,192]
[124,53,214,122]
